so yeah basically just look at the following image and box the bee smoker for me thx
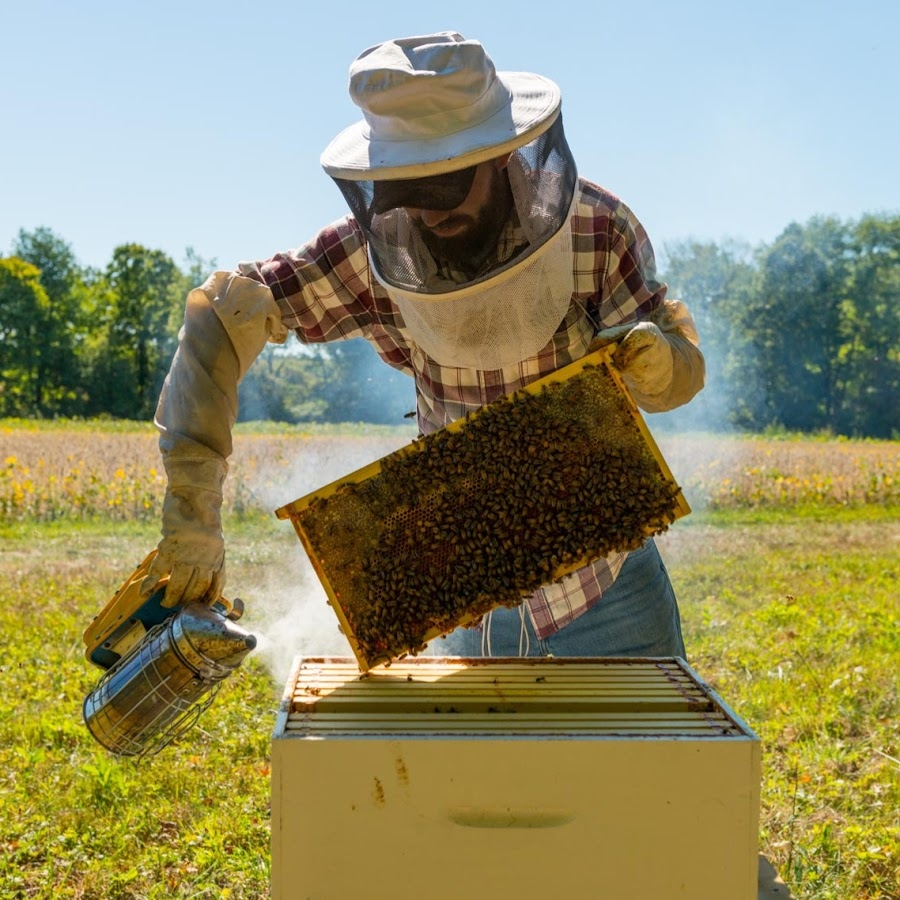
[82,550,257,758]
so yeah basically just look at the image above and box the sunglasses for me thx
[371,165,479,215]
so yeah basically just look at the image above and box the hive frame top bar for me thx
[274,655,760,742]
[276,347,690,672]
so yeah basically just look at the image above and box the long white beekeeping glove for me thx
[141,271,288,606]
[592,299,706,413]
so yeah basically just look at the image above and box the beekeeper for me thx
[142,32,705,658]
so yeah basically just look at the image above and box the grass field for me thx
[0,422,897,899]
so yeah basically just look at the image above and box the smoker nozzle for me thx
[176,603,258,678]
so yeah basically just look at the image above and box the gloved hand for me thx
[611,321,674,397]
[141,456,227,607]
[591,299,705,413]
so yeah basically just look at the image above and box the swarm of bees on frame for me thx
[297,363,683,669]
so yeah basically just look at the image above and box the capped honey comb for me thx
[276,347,690,671]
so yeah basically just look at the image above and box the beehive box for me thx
[271,656,762,900]
[275,347,690,671]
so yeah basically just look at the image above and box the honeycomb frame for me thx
[276,347,690,671]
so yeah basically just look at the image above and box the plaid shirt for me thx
[239,177,667,638]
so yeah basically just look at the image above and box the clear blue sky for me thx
[2,0,897,274]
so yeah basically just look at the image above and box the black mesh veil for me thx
[330,115,578,294]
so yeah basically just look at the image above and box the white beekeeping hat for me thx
[321,32,561,180]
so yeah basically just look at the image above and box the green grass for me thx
[662,508,899,899]
[0,518,282,900]
[1,508,897,899]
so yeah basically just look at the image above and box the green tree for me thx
[13,227,79,306]
[9,227,86,414]
[237,340,414,425]
[838,215,900,436]
[93,244,182,418]
[0,258,51,415]
[746,218,853,432]
[665,214,900,437]
[238,344,328,422]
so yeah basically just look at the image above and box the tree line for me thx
[0,228,413,426]
[662,213,900,438]
[1,216,898,437]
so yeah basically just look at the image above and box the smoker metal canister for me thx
[83,602,256,757]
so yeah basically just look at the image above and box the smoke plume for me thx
[235,433,412,690]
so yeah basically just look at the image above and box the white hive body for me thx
[271,656,761,900]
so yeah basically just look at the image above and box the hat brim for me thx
[321,71,561,181]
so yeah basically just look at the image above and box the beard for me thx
[414,168,514,277]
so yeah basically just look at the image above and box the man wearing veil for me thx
[143,32,705,658]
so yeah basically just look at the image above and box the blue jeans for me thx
[429,539,686,659]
